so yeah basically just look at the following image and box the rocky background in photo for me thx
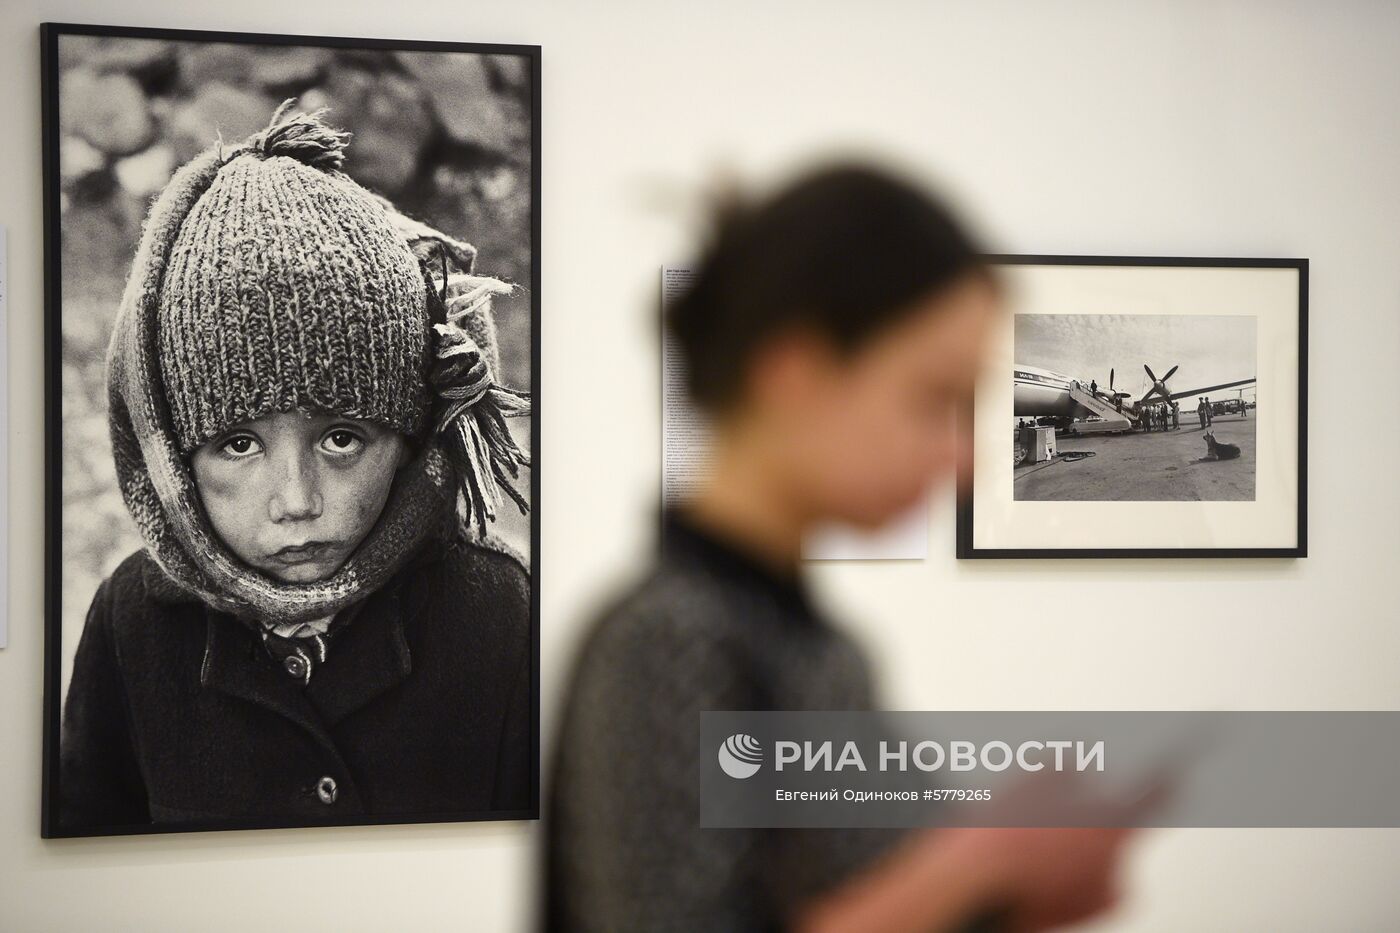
[57,34,535,689]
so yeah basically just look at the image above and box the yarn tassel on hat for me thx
[427,268,532,535]
[245,98,350,169]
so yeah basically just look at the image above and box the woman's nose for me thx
[268,455,324,523]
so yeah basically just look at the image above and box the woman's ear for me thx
[749,325,844,415]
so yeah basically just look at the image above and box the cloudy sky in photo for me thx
[1015,314,1257,404]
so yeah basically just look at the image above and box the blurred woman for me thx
[544,166,1138,932]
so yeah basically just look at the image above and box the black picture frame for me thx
[956,254,1307,560]
[41,22,541,837]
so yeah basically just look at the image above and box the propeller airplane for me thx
[1013,362,1255,423]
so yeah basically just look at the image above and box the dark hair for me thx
[666,164,992,412]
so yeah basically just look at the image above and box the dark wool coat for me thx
[58,536,533,832]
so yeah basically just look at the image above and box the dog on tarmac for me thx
[1203,431,1241,461]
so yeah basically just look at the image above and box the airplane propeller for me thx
[1102,367,1130,400]
[1143,363,1179,404]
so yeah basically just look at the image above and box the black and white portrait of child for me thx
[52,32,536,833]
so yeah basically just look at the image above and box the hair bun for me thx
[245,98,350,171]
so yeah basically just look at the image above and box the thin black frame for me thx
[40,22,542,837]
[956,254,1308,560]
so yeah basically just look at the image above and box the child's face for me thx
[190,410,409,584]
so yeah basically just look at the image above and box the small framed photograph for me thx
[42,23,539,836]
[957,255,1306,559]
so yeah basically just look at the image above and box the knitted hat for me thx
[107,102,530,627]
[155,126,428,453]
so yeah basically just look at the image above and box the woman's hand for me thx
[943,824,1134,932]
[793,770,1164,933]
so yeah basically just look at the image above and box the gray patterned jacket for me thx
[543,511,906,931]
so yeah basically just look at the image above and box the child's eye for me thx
[219,435,262,458]
[321,429,365,455]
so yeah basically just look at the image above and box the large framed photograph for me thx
[957,256,1306,559]
[42,23,540,836]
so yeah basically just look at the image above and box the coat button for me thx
[316,776,338,805]
[283,655,308,680]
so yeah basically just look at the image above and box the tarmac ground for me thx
[1014,412,1257,501]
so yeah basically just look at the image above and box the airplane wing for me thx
[1168,377,1256,401]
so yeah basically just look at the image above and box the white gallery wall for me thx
[3,1,1398,930]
